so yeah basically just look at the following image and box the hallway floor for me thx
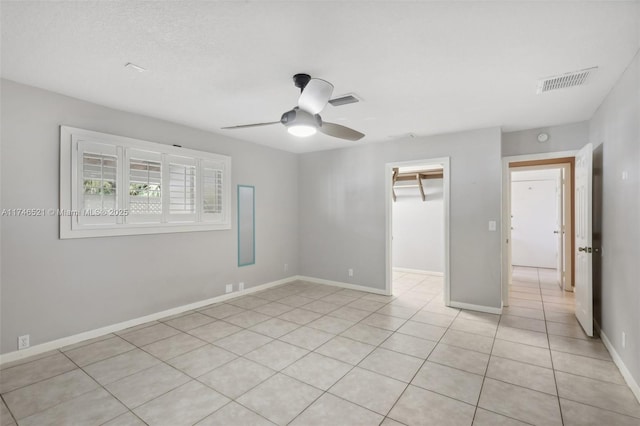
[1,268,639,425]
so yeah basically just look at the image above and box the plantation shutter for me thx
[125,149,163,224]
[76,140,120,227]
[201,159,226,222]
[166,155,197,223]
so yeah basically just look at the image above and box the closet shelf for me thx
[392,168,443,201]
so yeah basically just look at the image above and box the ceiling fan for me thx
[221,73,365,141]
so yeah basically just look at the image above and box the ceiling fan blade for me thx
[320,122,365,141]
[221,121,280,130]
[298,78,334,114]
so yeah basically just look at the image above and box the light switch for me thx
[488,221,497,231]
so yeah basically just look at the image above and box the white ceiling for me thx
[1,1,638,153]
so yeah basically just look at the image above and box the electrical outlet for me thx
[238,282,244,291]
[348,268,354,277]
[18,334,30,350]
[489,221,497,231]
[225,284,233,294]
[284,263,288,272]
[622,331,626,349]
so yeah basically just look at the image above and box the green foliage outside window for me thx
[129,183,161,197]
[84,180,116,195]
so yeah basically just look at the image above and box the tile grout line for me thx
[0,393,19,426]
[537,268,566,426]
[470,306,500,424]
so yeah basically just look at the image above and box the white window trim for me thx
[60,126,231,239]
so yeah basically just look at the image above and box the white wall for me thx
[589,49,640,390]
[502,121,588,157]
[392,178,444,273]
[511,169,560,269]
[0,79,299,355]
[299,127,503,309]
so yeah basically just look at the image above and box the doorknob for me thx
[553,231,559,234]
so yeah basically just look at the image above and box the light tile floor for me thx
[1,267,639,425]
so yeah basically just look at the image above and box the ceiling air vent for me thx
[536,67,598,94]
[328,93,361,107]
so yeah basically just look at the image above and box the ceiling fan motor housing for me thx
[280,108,322,128]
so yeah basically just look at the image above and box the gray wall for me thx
[298,127,503,308]
[588,51,640,387]
[392,179,444,273]
[502,121,589,157]
[0,79,299,354]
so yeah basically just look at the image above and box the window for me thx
[168,157,197,222]
[202,162,224,218]
[60,126,231,238]
[78,143,119,226]
[127,150,162,224]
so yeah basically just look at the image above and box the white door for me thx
[555,172,564,286]
[575,143,593,336]
[511,178,558,268]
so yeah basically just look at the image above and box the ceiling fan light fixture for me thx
[287,124,317,137]
[282,108,319,138]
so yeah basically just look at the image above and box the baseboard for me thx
[392,267,444,277]
[449,300,502,315]
[0,275,297,366]
[296,275,390,296]
[595,321,640,404]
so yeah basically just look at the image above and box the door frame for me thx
[502,150,577,306]
[385,157,450,303]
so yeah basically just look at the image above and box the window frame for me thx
[60,126,231,239]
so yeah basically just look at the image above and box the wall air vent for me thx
[328,93,361,107]
[536,67,598,94]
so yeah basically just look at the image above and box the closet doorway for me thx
[385,158,450,304]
